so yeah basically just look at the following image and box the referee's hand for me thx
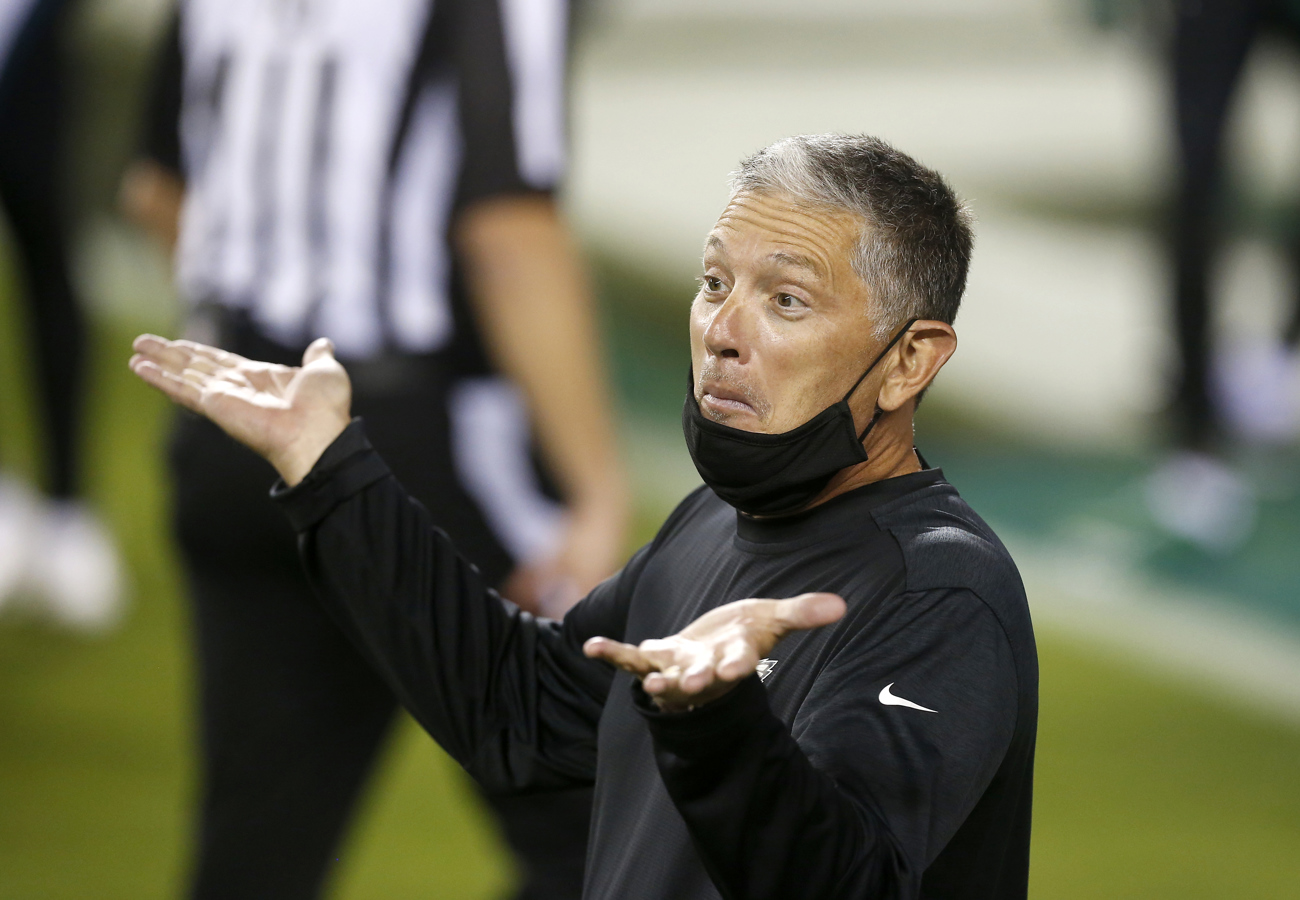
[583,592,846,713]
[130,334,352,487]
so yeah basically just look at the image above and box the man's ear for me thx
[877,321,957,412]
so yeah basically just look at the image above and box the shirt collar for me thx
[734,465,948,545]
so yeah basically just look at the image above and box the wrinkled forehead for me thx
[707,190,860,253]
[704,191,865,287]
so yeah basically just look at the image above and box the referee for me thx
[132,134,1038,900]
[121,0,627,897]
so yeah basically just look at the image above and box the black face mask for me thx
[682,318,918,517]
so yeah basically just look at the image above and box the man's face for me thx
[691,190,884,434]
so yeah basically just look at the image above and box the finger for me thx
[715,635,760,682]
[173,339,246,367]
[182,355,219,377]
[679,655,717,694]
[132,334,196,375]
[180,366,211,388]
[583,636,656,676]
[635,638,682,671]
[132,333,173,355]
[673,639,723,694]
[130,357,204,412]
[185,363,247,393]
[134,334,202,368]
[643,668,682,695]
[212,367,254,390]
[302,337,336,366]
[773,592,847,633]
[180,356,218,382]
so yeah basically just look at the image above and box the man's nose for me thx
[702,292,754,362]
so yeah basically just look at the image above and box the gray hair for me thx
[729,134,974,338]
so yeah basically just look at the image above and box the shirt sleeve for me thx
[273,419,643,793]
[449,0,571,206]
[137,9,185,177]
[639,587,1019,900]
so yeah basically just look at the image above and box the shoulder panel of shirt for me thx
[871,482,1026,610]
[867,480,1038,720]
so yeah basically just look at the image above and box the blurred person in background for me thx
[119,0,628,897]
[0,0,122,629]
[1147,0,1300,550]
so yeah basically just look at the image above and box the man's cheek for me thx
[688,322,707,370]
[688,307,706,340]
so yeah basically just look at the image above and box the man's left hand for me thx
[583,593,846,713]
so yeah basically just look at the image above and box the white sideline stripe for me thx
[1009,534,1300,728]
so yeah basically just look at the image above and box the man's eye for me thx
[776,294,805,309]
[701,276,724,292]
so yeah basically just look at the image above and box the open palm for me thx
[584,592,846,712]
[129,334,353,485]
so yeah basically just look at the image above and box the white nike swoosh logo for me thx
[878,682,937,713]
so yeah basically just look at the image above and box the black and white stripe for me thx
[448,376,566,565]
[173,0,569,359]
[499,0,568,188]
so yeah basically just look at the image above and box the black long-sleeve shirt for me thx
[274,421,1038,900]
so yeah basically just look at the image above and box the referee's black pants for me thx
[169,340,590,900]
[1170,0,1300,448]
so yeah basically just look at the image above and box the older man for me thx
[130,134,1037,900]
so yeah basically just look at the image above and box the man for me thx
[0,0,121,629]
[120,0,627,897]
[131,134,1038,900]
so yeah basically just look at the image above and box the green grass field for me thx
[1,272,1299,898]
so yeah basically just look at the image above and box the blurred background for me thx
[1,0,1298,897]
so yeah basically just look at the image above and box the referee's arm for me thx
[119,9,184,253]
[451,0,629,616]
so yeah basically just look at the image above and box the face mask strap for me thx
[857,404,886,443]
[843,317,920,403]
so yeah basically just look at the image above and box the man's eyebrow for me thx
[702,237,825,280]
[767,250,824,279]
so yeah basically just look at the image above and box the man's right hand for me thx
[130,335,352,486]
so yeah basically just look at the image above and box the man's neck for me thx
[803,410,920,511]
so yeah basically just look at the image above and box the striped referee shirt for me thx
[152,0,570,360]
